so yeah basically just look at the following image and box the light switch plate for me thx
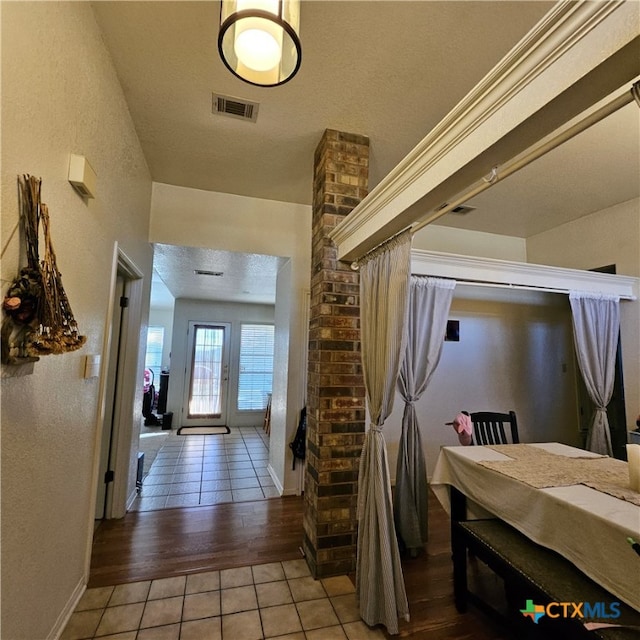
[83,354,101,378]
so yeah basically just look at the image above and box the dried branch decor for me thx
[1,175,85,364]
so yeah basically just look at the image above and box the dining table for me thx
[430,442,640,612]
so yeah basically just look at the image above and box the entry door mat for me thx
[177,426,230,436]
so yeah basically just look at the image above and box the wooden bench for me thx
[451,488,640,639]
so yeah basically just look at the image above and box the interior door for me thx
[96,270,133,520]
[182,322,230,426]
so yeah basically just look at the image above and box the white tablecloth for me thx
[431,443,640,611]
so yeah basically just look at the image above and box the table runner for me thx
[478,444,640,506]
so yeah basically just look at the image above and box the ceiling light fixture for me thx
[218,0,301,87]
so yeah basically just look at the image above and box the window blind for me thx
[238,324,274,411]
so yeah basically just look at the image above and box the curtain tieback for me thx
[369,425,384,433]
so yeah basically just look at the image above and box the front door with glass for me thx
[183,322,230,426]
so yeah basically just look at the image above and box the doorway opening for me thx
[134,243,290,512]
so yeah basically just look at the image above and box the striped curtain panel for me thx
[394,276,455,555]
[356,229,411,635]
[569,291,620,456]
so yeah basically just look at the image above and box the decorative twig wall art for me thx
[1,175,86,365]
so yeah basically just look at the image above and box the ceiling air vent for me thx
[212,93,259,123]
[194,269,223,277]
[450,205,476,215]
[435,202,477,215]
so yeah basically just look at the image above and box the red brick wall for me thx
[303,130,369,578]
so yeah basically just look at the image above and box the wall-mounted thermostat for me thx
[68,154,96,199]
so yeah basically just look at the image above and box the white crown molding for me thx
[330,0,640,261]
[411,249,639,300]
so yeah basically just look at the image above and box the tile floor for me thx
[62,559,384,640]
[132,427,278,512]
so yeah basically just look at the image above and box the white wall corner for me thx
[267,463,285,495]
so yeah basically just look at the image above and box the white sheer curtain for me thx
[569,291,620,456]
[356,229,411,635]
[394,276,456,555]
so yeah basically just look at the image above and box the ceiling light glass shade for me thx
[219,0,301,87]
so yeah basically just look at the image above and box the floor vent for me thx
[212,93,259,122]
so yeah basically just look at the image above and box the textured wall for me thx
[384,287,579,479]
[0,3,152,639]
[413,224,527,261]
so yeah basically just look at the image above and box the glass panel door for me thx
[183,322,230,425]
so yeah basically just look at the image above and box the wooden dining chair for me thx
[468,411,519,445]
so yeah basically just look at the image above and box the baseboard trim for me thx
[126,488,139,511]
[48,575,86,640]
[267,463,284,496]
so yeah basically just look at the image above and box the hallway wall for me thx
[0,4,153,639]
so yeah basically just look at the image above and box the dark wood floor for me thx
[90,496,306,586]
[90,491,510,639]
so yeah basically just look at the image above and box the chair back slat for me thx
[468,411,519,445]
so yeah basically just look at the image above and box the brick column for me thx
[303,129,369,578]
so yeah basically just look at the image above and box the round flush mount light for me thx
[218,0,301,87]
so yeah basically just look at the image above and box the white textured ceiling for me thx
[91,1,639,305]
[92,1,559,206]
[152,244,286,307]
